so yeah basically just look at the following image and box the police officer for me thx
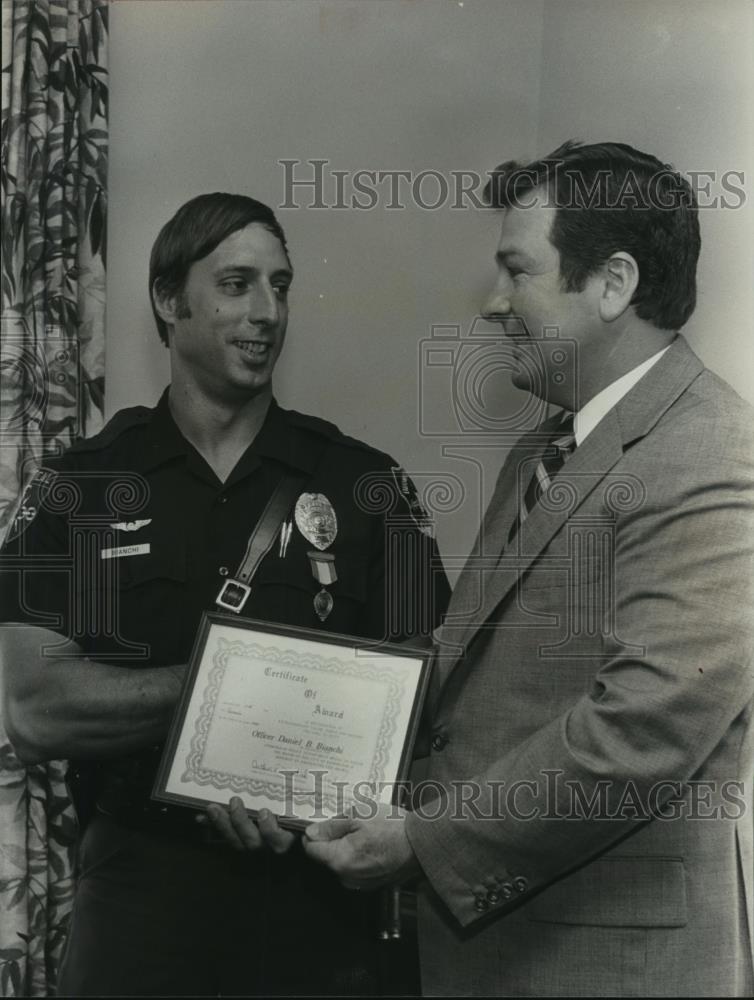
[0,193,450,996]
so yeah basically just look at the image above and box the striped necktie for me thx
[508,413,576,542]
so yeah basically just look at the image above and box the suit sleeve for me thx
[405,404,754,927]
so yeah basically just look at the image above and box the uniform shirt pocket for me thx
[95,533,188,663]
[115,533,186,588]
[253,555,369,634]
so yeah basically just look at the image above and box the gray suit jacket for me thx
[406,337,754,997]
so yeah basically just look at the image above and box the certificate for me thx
[152,613,433,827]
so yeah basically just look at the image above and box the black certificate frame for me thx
[152,612,434,830]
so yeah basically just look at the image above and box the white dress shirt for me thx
[574,345,671,448]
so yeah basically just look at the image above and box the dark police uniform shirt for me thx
[0,390,450,819]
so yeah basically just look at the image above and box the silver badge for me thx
[295,494,338,622]
[294,493,337,551]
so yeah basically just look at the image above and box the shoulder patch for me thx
[5,467,58,543]
[390,466,434,538]
[67,405,153,454]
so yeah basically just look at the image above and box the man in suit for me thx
[303,141,754,996]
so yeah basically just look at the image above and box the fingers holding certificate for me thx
[204,798,296,854]
[153,614,432,828]
[303,803,422,890]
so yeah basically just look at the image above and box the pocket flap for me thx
[115,535,186,588]
[256,555,367,602]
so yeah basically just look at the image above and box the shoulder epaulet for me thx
[283,407,393,462]
[67,405,154,454]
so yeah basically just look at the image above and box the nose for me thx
[481,276,512,323]
[247,281,281,326]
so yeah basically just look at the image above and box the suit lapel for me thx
[433,426,561,693]
[442,438,538,620]
[433,335,705,698]
[455,411,624,659]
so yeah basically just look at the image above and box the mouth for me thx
[233,340,272,362]
[501,318,528,341]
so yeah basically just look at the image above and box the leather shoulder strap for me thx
[215,469,307,613]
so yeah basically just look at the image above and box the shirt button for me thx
[219,566,229,577]
[431,733,448,752]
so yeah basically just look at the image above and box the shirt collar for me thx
[251,400,322,474]
[574,346,671,448]
[141,389,315,476]
[140,388,192,471]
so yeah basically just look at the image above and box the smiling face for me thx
[481,189,601,409]
[157,223,293,403]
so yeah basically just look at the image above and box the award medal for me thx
[294,493,338,622]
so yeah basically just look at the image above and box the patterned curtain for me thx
[0,1,108,995]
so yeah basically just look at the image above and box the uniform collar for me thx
[140,388,318,478]
[251,399,324,474]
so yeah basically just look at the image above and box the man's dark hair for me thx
[484,140,700,330]
[149,193,290,345]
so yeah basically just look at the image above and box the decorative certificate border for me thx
[153,614,432,827]
[182,636,406,814]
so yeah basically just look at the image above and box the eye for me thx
[220,278,247,294]
[273,283,290,299]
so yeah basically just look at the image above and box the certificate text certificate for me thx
[163,623,423,822]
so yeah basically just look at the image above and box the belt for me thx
[95,798,214,841]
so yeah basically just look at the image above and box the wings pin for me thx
[109,519,152,532]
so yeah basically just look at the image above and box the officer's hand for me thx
[202,797,296,854]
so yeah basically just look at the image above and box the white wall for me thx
[106,0,545,570]
[106,0,753,576]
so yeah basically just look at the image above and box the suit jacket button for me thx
[431,733,448,751]
[513,876,529,893]
[474,897,489,912]
[487,890,500,903]
[501,883,513,899]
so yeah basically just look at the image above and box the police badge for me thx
[295,493,338,622]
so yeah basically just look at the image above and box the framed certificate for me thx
[152,613,433,828]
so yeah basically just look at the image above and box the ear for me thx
[152,280,181,328]
[598,252,639,322]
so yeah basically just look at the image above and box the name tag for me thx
[101,543,151,560]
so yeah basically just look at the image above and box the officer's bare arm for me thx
[0,624,185,764]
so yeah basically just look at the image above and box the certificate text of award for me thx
[154,616,431,826]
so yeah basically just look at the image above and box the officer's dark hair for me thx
[483,140,700,331]
[149,192,290,345]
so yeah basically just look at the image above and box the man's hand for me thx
[303,804,421,889]
[201,797,296,854]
